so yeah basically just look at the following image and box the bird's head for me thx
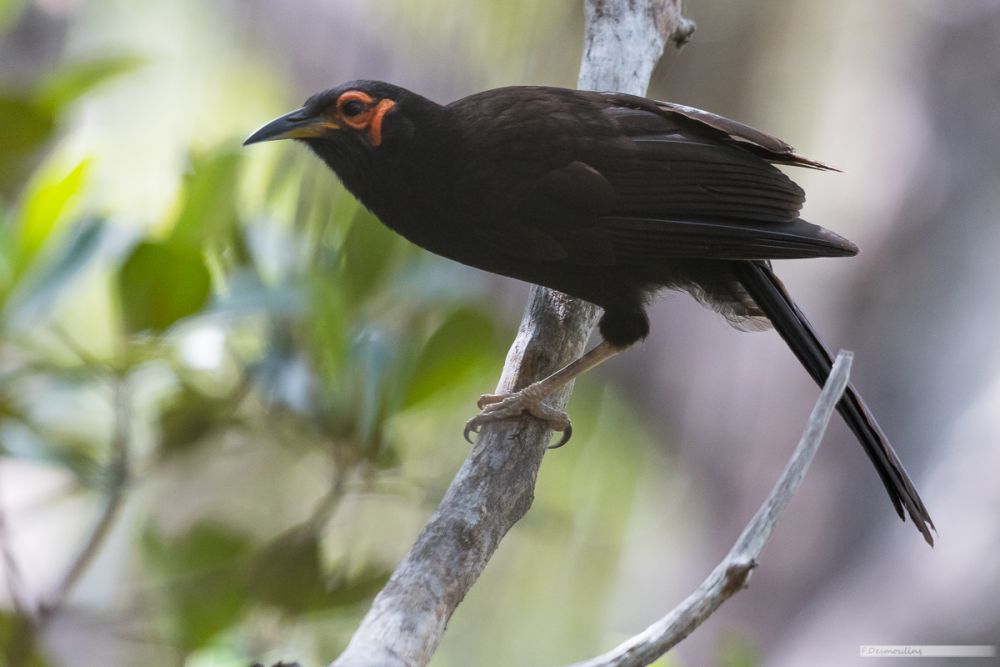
[245,81,440,202]
[244,80,421,148]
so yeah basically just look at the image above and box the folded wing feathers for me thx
[604,217,858,260]
[580,94,849,261]
[653,101,839,171]
[608,160,805,222]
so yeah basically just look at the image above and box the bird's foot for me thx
[476,393,506,409]
[463,383,573,449]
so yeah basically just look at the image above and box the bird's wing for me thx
[600,215,857,260]
[592,99,814,224]
[520,158,856,264]
[535,93,852,264]
[459,87,851,265]
[602,92,838,171]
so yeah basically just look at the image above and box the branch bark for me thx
[328,2,693,666]
[564,351,853,667]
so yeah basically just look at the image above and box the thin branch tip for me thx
[670,17,697,47]
[563,347,851,667]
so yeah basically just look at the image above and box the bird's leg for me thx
[464,340,622,448]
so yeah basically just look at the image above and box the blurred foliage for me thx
[0,41,514,664]
[0,0,27,34]
[0,613,50,667]
[0,2,667,666]
[0,56,142,196]
[718,633,761,667]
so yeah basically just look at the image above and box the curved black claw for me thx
[463,421,479,444]
[465,417,572,449]
[463,387,573,447]
[546,423,573,449]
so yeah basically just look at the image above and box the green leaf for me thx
[0,96,52,151]
[247,529,325,614]
[168,148,242,250]
[648,656,682,667]
[368,435,400,470]
[0,57,139,194]
[0,0,27,35]
[321,566,391,610]
[0,95,55,189]
[404,306,497,406]
[3,217,105,331]
[306,272,348,381]
[248,529,390,615]
[0,205,17,296]
[144,523,253,651]
[339,208,399,307]
[172,572,248,652]
[350,326,400,445]
[117,241,211,334]
[13,158,91,277]
[36,55,144,112]
[0,612,52,667]
[718,632,761,667]
[144,521,252,578]
[156,385,228,457]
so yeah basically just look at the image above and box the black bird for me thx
[245,81,934,544]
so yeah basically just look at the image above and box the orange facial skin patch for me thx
[367,99,395,146]
[336,91,395,147]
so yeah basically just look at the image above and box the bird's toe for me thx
[476,393,506,409]
[463,389,572,448]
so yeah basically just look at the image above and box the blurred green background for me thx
[2,1,999,666]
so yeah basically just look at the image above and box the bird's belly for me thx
[392,222,641,307]
[371,203,654,308]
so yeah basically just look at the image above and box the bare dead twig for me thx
[564,351,854,667]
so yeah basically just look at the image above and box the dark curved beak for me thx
[243,108,337,146]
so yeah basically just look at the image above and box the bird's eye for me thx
[341,99,365,117]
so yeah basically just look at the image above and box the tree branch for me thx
[327,2,693,666]
[564,351,854,667]
[40,376,131,619]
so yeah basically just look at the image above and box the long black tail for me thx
[733,260,935,545]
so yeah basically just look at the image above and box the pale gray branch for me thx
[328,2,693,666]
[580,0,695,93]
[564,351,854,667]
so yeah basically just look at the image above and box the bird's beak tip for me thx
[241,132,275,147]
[242,121,289,147]
[242,108,315,147]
